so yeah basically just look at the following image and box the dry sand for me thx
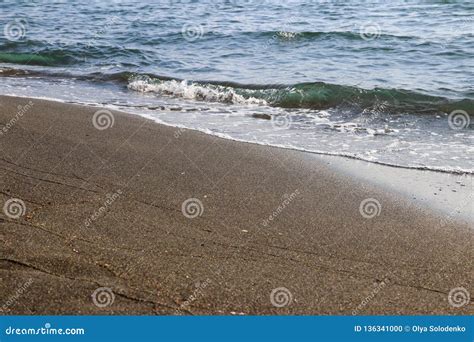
[0,95,472,315]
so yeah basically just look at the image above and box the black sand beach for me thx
[0,96,472,315]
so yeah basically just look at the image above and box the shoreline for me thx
[0,95,472,314]
[5,94,470,222]
[2,92,472,176]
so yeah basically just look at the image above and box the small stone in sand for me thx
[252,113,271,120]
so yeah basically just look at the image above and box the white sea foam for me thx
[2,77,472,175]
[128,79,267,106]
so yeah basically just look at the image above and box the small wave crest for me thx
[127,75,473,115]
[127,77,267,106]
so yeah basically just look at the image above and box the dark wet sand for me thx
[0,95,472,315]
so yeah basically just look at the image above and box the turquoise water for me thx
[0,0,473,172]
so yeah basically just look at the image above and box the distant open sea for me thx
[1,0,473,173]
